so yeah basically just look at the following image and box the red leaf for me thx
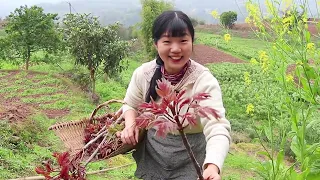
[160,98,170,109]
[184,113,197,126]
[179,98,191,110]
[189,103,200,109]
[59,165,70,179]
[151,117,177,137]
[35,167,51,178]
[166,92,177,102]
[202,106,221,119]
[54,152,70,166]
[198,108,210,119]
[136,113,154,128]
[139,102,154,110]
[155,121,176,137]
[192,93,211,101]
[156,78,173,98]
[45,162,53,172]
[176,89,186,102]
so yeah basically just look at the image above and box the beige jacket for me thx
[122,59,231,172]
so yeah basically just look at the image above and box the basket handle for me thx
[88,99,125,124]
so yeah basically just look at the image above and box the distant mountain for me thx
[1,0,318,26]
[35,0,249,26]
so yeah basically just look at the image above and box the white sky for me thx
[0,0,67,17]
[0,0,63,5]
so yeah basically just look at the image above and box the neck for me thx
[161,60,191,85]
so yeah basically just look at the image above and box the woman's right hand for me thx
[118,124,140,145]
[116,109,139,145]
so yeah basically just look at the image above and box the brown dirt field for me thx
[0,71,71,121]
[0,104,32,123]
[191,44,245,65]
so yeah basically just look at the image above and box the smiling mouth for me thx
[169,56,183,61]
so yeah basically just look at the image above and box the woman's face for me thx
[155,30,193,74]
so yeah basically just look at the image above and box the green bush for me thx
[220,11,237,29]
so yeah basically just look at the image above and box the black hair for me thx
[145,10,195,102]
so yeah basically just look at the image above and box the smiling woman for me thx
[118,10,231,180]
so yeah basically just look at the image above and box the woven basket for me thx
[48,99,138,162]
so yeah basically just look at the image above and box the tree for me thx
[190,17,199,27]
[140,0,173,59]
[220,11,237,29]
[62,13,129,95]
[3,5,62,70]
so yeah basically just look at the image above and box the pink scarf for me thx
[161,60,191,85]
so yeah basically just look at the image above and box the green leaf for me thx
[305,31,311,43]
[264,125,272,142]
[290,136,301,160]
[257,151,271,159]
[307,143,320,155]
[276,150,285,171]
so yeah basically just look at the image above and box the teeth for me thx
[170,57,182,60]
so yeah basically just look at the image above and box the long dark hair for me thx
[145,10,195,102]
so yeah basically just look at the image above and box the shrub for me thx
[220,11,237,29]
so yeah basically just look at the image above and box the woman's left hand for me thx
[202,164,221,180]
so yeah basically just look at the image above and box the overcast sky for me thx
[0,0,63,5]
[0,0,66,17]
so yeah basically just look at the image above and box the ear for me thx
[154,42,158,50]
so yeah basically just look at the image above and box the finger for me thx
[121,131,127,144]
[116,131,121,138]
[121,131,128,144]
[122,131,130,145]
[135,128,139,143]
[128,130,136,145]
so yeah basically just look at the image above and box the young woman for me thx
[119,10,231,180]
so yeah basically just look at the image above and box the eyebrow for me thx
[160,33,190,38]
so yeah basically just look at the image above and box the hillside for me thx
[1,0,250,26]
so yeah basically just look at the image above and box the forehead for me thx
[160,30,191,38]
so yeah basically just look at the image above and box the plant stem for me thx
[85,135,107,166]
[178,128,203,180]
[83,129,107,149]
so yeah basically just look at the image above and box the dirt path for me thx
[0,70,72,121]
[191,44,245,65]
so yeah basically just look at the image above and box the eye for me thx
[163,40,170,43]
[181,39,188,43]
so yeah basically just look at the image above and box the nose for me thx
[170,42,181,53]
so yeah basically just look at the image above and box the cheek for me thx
[183,44,193,54]
[157,45,169,55]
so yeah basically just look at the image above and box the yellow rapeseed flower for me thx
[245,17,251,24]
[246,103,255,115]
[259,50,268,60]
[250,58,258,65]
[307,43,315,51]
[210,10,219,19]
[259,50,269,72]
[244,72,252,86]
[224,33,231,43]
[286,74,294,82]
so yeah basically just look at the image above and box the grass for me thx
[0,29,6,37]
[195,32,270,61]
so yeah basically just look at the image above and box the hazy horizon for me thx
[0,0,318,25]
